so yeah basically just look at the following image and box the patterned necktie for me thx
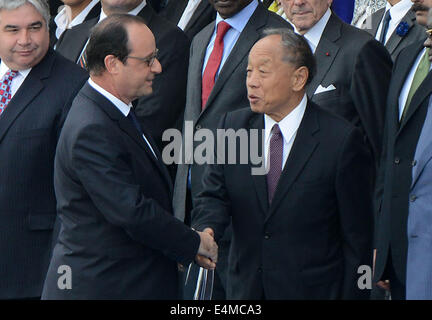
[78,41,89,70]
[401,48,431,121]
[0,70,18,116]
[201,21,231,109]
[267,124,283,204]
[379,10,391,44]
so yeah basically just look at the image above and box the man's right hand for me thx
[195,228,218,269]
[373,249,390,291]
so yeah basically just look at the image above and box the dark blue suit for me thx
[0,49,87,299]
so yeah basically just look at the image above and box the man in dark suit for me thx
[0,0,88,299]
[192,28,374,300]
[172,0,292,299]
[373,4,432,301]
[42,14,217,299]
[55,0,189,152]
[362,0,425,61]
[280,0,393,167]
[160,0,216,40]
[49,0,101,47]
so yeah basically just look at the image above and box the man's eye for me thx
[5,28,18,32]
[29,26,41,31]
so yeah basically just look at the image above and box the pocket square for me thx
[314,84,336,95]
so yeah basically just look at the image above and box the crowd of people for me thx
[1,0,432,300]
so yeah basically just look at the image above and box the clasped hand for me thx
[195,228,218,270]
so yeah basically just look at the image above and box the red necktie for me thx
[0,70,18,116]
[201,21,231,109]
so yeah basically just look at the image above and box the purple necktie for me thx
[267,124,283,204]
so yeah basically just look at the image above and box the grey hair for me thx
[0,0,50,29]
[262,28,316,84]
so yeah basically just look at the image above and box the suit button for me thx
[264,233,270,240]
[394,157,400,164]
[410,195,417,202]
[195,124,202,130]
[258,267,262,273]
[412,160,417,167]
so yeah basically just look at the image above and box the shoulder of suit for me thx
[223,107,257,128]
[308,101,357,133]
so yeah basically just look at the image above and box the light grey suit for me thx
[406,97,432,300]
[363,7,426,61]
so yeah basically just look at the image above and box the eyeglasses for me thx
[126,48,159,67]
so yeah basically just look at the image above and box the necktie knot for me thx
[216,21,231,41]
[271,123,282,137]
[2,70,18,83]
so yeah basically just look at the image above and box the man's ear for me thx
[292,66,309,92]
[104,55,120,75]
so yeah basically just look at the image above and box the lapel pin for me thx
[325,52,330,56]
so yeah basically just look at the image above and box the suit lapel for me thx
[370,8,385,37]
[385,10,416,57]
[138,4,155,25]
[307,14,341,98]
[0,50,54,144]
[248,114,269,214]
[185,0,210,31]
[399,72,432,132]
[265,103,320,223]
[200,3,267,117]
[189,24,214,122]
[82,84,173,193]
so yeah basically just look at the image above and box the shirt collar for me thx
[387,0,412,23]
[264,94,307,144]
[214,0,258,33]
[88,78,132,117]
[99,0,146,22]
[297,8,331,53]
[0,61,31,79]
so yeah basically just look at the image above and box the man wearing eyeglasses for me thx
[55,0,190,154]
[41,14,218,300]
[373,2,432,301]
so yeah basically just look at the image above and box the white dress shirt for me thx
[177,0,202,30]
[88,78,157,159]
[290,8,331,53]
[54,0,100,40]
[264,94,307,169]
[0,61,31,98]
[398,48,432,120]
[375,0,412,45]
[202,0,258,78]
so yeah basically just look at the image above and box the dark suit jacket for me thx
[0,49,88,299]
[363,8,426,61]
[41,83,200,299]
[160,0,216,40]
[173,2,291,223]
[192,103,374,299]
[307,13,393,167]
[49,2,102,48]
[374,40,432,287]
[55,3,190,151]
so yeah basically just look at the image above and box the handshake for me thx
[195,228,218,270]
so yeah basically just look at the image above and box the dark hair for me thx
[86,14,147,76]
[262,28,316,85]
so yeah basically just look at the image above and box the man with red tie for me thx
[173,0,292,299]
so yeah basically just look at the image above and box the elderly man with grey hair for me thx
[191,28,374,300]
[0,0,87,299]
